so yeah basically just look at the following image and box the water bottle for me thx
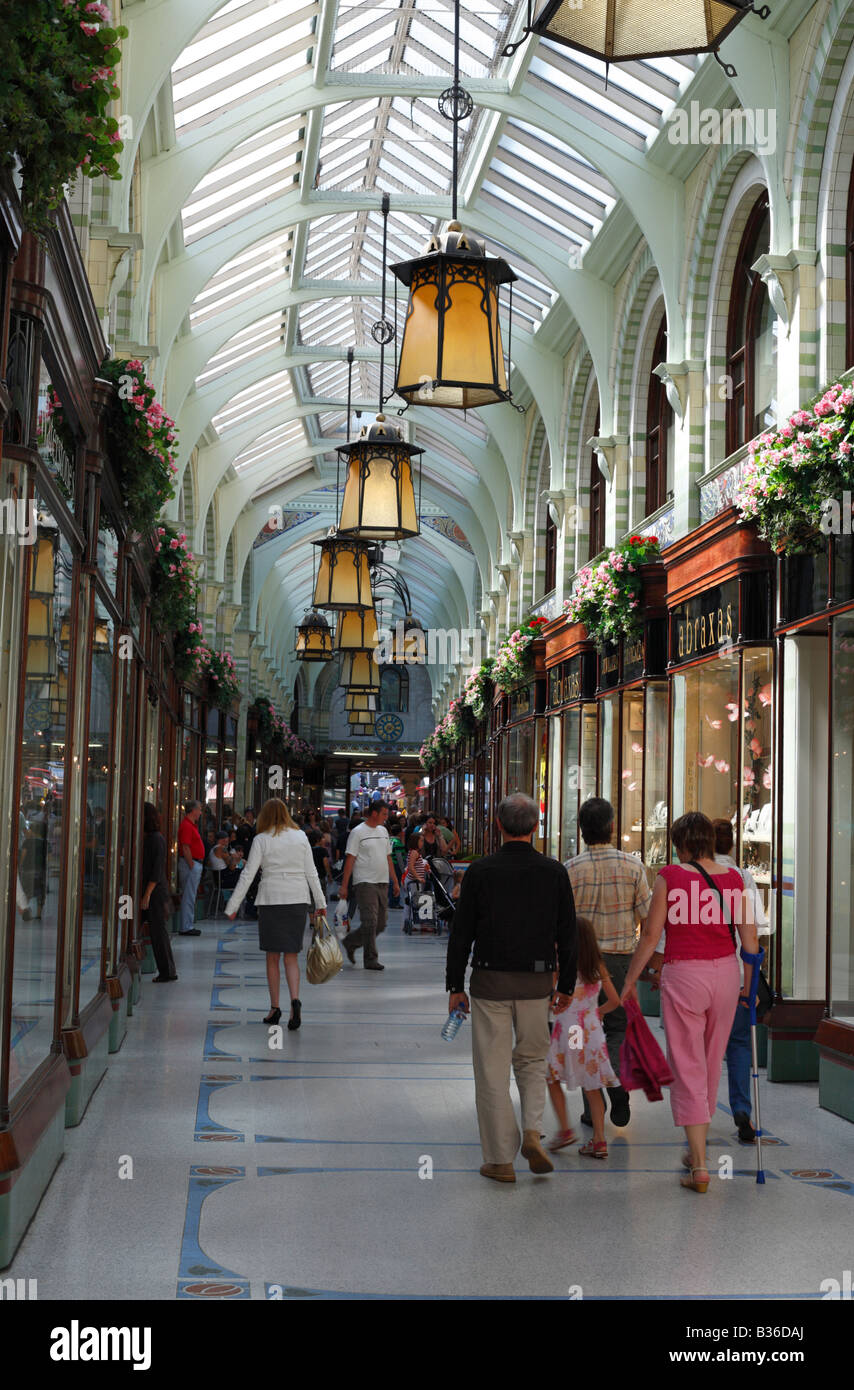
[441,1007,467,1042]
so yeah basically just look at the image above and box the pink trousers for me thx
[660,955,740,1127]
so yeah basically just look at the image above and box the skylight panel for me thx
[212,368,294,435]
[234,419,307,474]
[182,121,304,243]
[172,2,317,133]
[190,233,293,327]
[196,312,287,387]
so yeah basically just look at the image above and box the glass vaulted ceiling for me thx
[162,0,696,640]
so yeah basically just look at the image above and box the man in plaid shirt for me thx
[566,797,652,1128]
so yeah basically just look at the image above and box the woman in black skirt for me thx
[140,802,177,983]
[225,798,326,1030]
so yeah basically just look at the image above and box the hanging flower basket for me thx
[563,535,660,653]
[461,659,495,722]
[100,358,178,536]
[735,381,854,555]
[197,648,241,711]
[492,617,549,693]
[3,2,129,233]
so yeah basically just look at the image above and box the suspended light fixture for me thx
[312,532,373,611]
[295,609,333,662]
[391,0,517,409]
[503,0,769,77]
[349,720,375,737]
[390,613,426,665]
[340,649,381,693]
[344,690,377,713]
[338,199,422,538]
[335,605,379,653]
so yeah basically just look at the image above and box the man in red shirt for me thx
[177,800,205,936]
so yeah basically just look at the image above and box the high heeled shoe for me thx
[287,998,301,1031]
[263,1006,282,1025]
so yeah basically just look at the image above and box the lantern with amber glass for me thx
[340,649,380,693]
[391,223,516,409]
[508,0,765,69]
[295,609,333,662]
[344,690,377,713]
[312,533,373,612]
[337,416,421,540]
[336,606,379,654]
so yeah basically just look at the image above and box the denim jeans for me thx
[178,858,202,933]
[726,998,752,1117]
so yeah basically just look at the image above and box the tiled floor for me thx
[8,910,854,1300]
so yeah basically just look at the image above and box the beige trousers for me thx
[471,996,551,1164]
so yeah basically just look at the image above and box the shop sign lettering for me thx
[672,582,738,664]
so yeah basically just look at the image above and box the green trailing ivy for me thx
[2,1,128,234]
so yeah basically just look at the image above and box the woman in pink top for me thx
[621,812,759,1193]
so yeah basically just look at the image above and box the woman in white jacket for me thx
[226,799,326,1030]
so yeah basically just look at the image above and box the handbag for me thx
[305,913,344,985]
[688,860,773,1018]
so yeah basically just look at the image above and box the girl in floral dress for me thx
[546,916,621,1159]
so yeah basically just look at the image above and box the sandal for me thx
[548,1129,577,1151]
[680,1167,710,1193]
[578,1140,608,1159]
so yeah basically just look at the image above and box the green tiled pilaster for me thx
[64,1030,109,1128]
[818,1054,854,1123]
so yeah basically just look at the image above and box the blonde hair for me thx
[256,798,298,835]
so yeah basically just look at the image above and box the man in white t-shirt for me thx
[337,801,400,970]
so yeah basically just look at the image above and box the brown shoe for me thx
[479,1163,516,1183]
[521,1129,554,1174]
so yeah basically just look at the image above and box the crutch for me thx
[739,945,766,1184]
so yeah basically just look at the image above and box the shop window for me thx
[831,615,854,1021]
[380,665,409,712]
[646,316,674,516]
[506,721,535,798]
[726,194,776,455]
[644,684,669,871]
[588,408,605,560]
[80,596,114,1005]
[13,505,73,1097]
[544,507,557,594]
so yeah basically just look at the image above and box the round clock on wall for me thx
[374,712,404,743]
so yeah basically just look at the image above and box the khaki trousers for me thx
[471,996,551,1164]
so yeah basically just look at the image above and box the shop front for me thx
[664,511,775,1056]
[543,622,598,863]
[774,535,854,1117]
[489,639,547,852]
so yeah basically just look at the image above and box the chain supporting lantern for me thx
[503,0,770,77]
[390,0,518,409]
[295,609,333,662]
[312,532,373,612]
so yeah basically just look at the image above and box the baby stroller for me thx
[402,857,456,935]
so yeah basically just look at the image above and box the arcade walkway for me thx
[7,913,853,1301]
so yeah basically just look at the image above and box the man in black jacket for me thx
[446,793,577,1183]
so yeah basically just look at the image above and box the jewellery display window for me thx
[13,504,74,1097]
[671,646,773,903]
[79,595,114,1008]
[599,693,620,826]
[461,767,475,853]
[204,706,221,824]
[505,719,535,800]
[223,714,237,822]
[560,702,598,862]
[831,613,854,1022]
[547,714,561,858]
[644,684,669,872]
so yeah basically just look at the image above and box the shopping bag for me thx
[305,913,344,985]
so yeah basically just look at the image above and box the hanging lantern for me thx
[349,720,375,737]
[516,0,765,68]
[391,223,516,409]
[312,533,373,611]
[340,649,380,693]
[337,417,421,540]
[335,605,379,653]
[295,609,333,662]
[344,690,377,713]
[390,613,426,665]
